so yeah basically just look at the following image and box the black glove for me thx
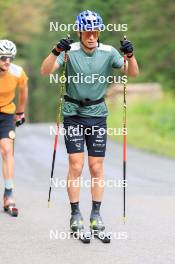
[57,38,73,51]
[16,112,25,127]
[52,38,73,56]
[120,39,133,55]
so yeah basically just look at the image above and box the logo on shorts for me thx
[75,143,81,150]
[9,130,16,140]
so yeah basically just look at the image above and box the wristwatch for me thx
[127,53,133,58]
[52,47,60,56]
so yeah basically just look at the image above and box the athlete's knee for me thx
[0,144,13,160]
[70,162,84,175]
[69,154,84,177]
[89,158,104,177]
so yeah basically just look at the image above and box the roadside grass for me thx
[107,93,175,159]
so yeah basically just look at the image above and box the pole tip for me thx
[123,216,127,224]
[48,201,51,208]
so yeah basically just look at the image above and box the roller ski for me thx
[70,212,91,244]
[90,213,111,243]
[3,196,18,217]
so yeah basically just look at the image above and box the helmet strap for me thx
[97,38,100,47]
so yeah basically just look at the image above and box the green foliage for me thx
[1,0,175,122]
[0,0,13,37]
[108,93,175,158]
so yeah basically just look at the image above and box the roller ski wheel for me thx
[3,197,18,217]
[70,213,91,243]
[71,229,91,244]
[91,229,111,243]
[90,213,111,243]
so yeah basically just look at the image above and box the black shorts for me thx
[0,113,15,140]
[63,116,107,157]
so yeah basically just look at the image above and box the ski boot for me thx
[90,213,111,243]
[3,196,18,217]
[70,213,91,243]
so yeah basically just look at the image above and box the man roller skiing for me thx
[0,40,28,216]
[41,11,139,235]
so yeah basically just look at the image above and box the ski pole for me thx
[48,35,69,208]
[122,35,127,223]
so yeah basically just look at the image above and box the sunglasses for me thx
[0,56,14,62]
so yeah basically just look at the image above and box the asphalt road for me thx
[0,124,175,264]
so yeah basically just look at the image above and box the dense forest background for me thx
[0,0,174,122]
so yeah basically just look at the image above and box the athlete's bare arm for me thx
[40,53,60,75]
[121,56,139,77]
[16,82,28,113]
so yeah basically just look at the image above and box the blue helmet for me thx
[75,10,104,31]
